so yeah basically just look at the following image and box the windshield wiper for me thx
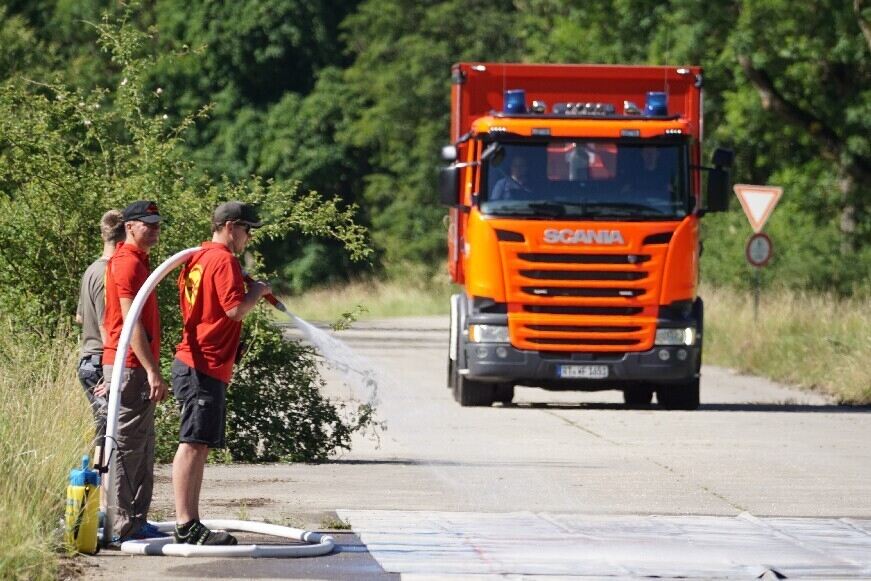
[485,201,676,219]
[527,202,567,217]
[580,203,667,217]
[484,201,565,217]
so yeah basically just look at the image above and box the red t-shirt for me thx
[103,242,161,368]
[174,242,245,383]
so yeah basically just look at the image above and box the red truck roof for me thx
[451,63,703,143]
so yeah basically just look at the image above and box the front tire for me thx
[494,383,514,405]
[457,375,495,407]
[657,378,700,410]
[623,385,654,407]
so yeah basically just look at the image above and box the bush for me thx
[155,310,377,463]
[0,11,375,469]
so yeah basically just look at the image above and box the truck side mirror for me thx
[712,147,734,169]
[702,147,734,213]
[439,165,460,206]
[705,168,730,212]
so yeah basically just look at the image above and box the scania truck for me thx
[439,63,733,410]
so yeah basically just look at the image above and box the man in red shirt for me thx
[171,201,271,545]
[102,200,169,541]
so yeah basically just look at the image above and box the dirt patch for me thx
[57,554,87,580]
[210,497,274,508]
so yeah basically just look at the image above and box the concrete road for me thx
[88,316,871,579]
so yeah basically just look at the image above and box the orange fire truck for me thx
[439,63,733,409]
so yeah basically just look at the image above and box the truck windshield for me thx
[481,141,689,220]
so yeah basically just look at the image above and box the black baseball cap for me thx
[213,201,262,228]
[122,200,163,224]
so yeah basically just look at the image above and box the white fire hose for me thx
[102,246,334,557]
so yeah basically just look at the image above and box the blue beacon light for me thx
[644,91,668,116]
[504,89,527,114]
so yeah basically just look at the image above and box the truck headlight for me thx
[468,324,509,343]
[655,327,696,346]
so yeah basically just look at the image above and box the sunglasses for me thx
[233,221,252,234]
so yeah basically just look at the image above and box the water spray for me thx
[243,274,382,408]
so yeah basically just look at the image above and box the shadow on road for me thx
[503,402,871,414]
[698,402,871,413]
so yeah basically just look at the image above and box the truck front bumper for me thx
[463,342,700,390]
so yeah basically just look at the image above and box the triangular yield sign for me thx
[733,184,783,233]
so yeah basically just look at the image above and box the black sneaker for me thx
[173,520,237,545]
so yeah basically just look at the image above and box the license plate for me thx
[558,365,609,379]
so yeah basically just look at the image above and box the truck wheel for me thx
[450,359,462,402]
[447,357,455,390]
[457,375,495,407]
[623,386,654,407]
[657,378,700,410]
[494,383,514,405]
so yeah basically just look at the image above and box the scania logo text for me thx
[543,228,625,245]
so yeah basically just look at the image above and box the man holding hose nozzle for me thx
[171,201,271,545]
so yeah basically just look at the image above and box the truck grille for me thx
[518,253,651,264]
[502,248,665,352]
[519,270,646,281]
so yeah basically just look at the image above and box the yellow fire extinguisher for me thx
[65,455,100,554]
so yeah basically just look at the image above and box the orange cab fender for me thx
[659,216,699,305]
[463,211,506,303]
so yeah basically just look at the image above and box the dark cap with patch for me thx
[213,201,262,228]
[122,200,162,223]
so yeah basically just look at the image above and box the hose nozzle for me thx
[243,274,288,313]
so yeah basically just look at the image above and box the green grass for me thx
[287,279,870,404]
[0,321,94,580]
[319,513,352,531]
[701,284,870,404]
[279,274,455,322]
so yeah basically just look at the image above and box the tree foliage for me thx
[1,0,868,297]
[0,9,373,461]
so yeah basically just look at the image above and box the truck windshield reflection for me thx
[482,141,688,220]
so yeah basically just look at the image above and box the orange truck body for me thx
[444,63,721,409]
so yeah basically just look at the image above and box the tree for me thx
[732,0,870,253]
[0,10,374,460]
[338,0,523,270]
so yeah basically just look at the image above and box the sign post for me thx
[745,232,773,323]
[734,185,782,324]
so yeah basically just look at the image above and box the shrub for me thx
[0,10,374,469]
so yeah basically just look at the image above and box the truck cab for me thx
[440,63,732,409]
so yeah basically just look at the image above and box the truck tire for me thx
[623,386,654,407]
[657,378,700,410]
[447,356,455,390]
[457,375,495,407]
[494,383,514,405]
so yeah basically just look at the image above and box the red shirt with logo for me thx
[175,242,245,383]
[103,242,161,368]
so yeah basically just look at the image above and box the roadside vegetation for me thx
[0,12,375,578]
[0,323,91,581]
[702,284,870,405]
[284,269,457,322]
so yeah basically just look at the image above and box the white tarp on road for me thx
[337,510,871,579]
